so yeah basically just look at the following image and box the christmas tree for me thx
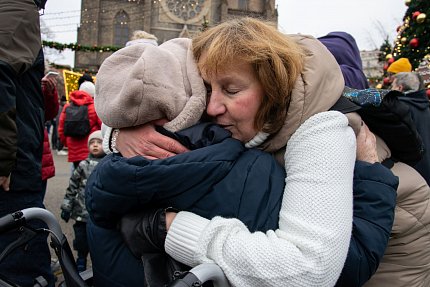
[392,0,429,69]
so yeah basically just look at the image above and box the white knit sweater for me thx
[165,111,356,287]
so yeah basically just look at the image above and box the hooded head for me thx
[95,38,206,132]
[79,81,96,98]
[87,130,103,147]
[387,58,412,74]
[318,32,369,89]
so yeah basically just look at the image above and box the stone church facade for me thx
[75,0,277,71]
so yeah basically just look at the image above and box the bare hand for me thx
[165,212,177,231]
[0,175,11,191]
[116,119,189,159]
[41,75,57,92]
[356,121,379,164]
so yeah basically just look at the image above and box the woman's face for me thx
[201,58,263,143]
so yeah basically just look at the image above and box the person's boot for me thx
[76,257,87,273]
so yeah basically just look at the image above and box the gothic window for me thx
[162,0,209,24]
[114,10,129,47]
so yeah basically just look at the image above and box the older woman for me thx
[89,18,397,287]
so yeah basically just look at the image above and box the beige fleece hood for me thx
[260,34,345,154]
[94,38,206,132]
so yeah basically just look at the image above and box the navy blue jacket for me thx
[87,122,398,286]
[336,161,398,287]
[398,90,430,186]
[86,123,285,232]
[86,123,286,287]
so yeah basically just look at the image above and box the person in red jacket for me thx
[58,81,102,169]
[41,72,59,194]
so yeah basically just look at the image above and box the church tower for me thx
[75,0,277,71]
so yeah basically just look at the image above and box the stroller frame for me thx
[0,208,92,287]
[0,207,229,287]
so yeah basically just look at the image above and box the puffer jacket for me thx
[363,136,430,287]
[61,154,104,222]
[41,76,59,181]
[86,123,286,287]
[87,123,285,231]
[58,90,102,163]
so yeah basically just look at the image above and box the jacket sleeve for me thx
[335,161,398,287]
[42,83,59,121]
[86,142,242,229]
[165,111,356,287]
[0,62,18,176]
[58,103,68,146]
[61,162,84,212]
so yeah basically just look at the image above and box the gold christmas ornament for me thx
[386,53,393,60]
[401,37,408,44]
[405,0,411,6]
[417,13,426,24]
[376,83,383,89]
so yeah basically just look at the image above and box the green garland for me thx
[42,40,121,52]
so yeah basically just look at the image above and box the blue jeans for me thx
[0,190,54,287]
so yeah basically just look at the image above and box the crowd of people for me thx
[1,3,430,287]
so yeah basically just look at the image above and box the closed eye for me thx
[204,82,212,96]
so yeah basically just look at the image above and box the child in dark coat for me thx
[60,130,105,272]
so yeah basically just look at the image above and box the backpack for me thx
[63,102,91,137]
[333,87,425,167]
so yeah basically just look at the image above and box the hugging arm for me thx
[336,122,398,287]
[112,120,189,159]
[165,111,356,287]
[336,161,397,287]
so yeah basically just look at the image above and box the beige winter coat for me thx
[364,136,430,287]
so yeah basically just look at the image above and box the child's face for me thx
[89,139,104,157]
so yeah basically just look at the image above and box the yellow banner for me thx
[62,70,96,101]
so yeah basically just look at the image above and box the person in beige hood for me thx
[95,18,398,286]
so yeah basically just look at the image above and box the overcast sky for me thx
[43,0,407,67]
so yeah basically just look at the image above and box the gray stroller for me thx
[0,208,229,287]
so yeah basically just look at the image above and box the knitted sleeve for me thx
[165,111,356,287]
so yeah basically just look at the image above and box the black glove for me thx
[120,208,172,258]
[61,210,71,223]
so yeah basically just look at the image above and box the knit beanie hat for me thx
[79,81,96,98]
[88,130,103,147]
[387,58,412,74]
[94,38,206,132]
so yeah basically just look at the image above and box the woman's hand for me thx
[356,121,379,163]
[116,119,189,159]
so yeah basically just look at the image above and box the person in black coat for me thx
[391,72,430,186]
[0,1,54,286]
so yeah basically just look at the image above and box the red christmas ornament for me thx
[388,57,395,64]
[413,11,421,20]
[383,77,391,86]
[426,89,430,99]
[383,63,389,70]
[410,38,419,48]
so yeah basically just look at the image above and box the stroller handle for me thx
[170,263,230,287]
[0,208,63,243]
